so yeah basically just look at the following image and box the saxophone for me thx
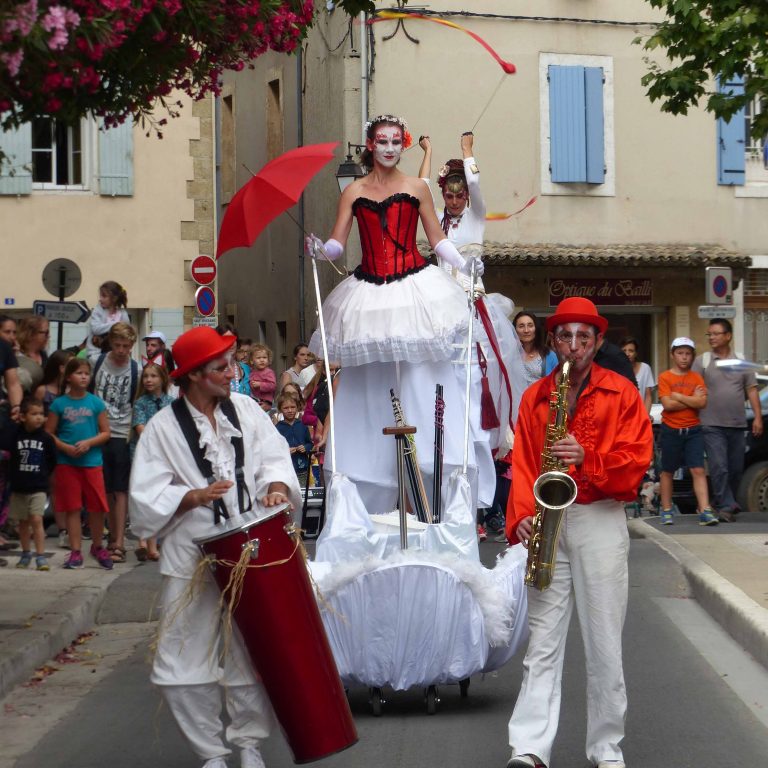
[524,359,578,591]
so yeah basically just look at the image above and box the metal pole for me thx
[462,261,476,475]
[396,436,408,550]
[57,266,66,349]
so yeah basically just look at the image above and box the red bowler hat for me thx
[545,297,608,335]
[171,327,235,379]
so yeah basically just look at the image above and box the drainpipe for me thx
[361,12,368,142]
[297,47,306,341]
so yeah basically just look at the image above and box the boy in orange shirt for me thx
[657,337,717,525]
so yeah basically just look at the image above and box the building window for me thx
[539,53,615,197]
[719,75,768,189]
[745,91,768,183]
[31,117,84,188]
[221,93,236,204]
[266,77,283,161]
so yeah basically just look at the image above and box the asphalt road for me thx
[6,536,768,768]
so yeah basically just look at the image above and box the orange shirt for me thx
[505,363,653,545]
[657,369,706,429]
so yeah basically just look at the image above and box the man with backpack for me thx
[90,321,139,562]
[693,318,763,521]
[129,326,301,768]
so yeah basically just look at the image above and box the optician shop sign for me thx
[548,278,653,307]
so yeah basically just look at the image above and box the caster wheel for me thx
[459,678,470,698]
[426,685,438,715]
[370,687,383,717]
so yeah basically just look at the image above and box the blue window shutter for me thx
[0,124,33,195]
[584,67,605,183]
[549,65,587,182]
[98,119,134,196]
[717,75,746,185]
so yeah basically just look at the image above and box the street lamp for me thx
[335,142,366,193]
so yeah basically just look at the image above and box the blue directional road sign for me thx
[33,300,90,323]
[195,286,216,317]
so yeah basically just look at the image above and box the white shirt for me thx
[424,156,486,291]
[129,393,301,579]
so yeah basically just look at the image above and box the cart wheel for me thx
[370,687,383,717]
[426,685,438,715]
[459,678,470,698]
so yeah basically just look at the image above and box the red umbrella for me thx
[216,141,340,259]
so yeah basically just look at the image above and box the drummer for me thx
[130,326,301,768]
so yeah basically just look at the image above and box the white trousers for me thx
[153,576,275,761]
[508,501,629,767]
[162,684,273,762]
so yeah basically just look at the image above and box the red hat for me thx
[171,327,235,379]
[545,297,608,335]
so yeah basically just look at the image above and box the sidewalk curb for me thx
[0,584,108,701]
[629,518,768,671]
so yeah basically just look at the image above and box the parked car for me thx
[738,378,768,512]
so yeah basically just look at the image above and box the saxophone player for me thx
[504,298,653,768]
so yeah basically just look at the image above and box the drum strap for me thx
[172,398,251,524]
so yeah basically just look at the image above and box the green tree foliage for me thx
[638,1,768,138]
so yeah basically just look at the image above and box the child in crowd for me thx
[91,322,139,563]
[9,398,57,570]
[35,350,73,415]
[86,280,130,361]
[46,358,112,569]
[657,337,718,526]
[249,343,276,410]
[270,382,301,424]
[275,393,312,487]
[130,363,174,561]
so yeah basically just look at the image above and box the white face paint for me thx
[201,354,236,398]
[552,322,599,373]
[370,125,403,168]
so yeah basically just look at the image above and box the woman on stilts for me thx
[307,114,484,516]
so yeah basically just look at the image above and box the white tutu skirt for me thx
[309,265,469,367]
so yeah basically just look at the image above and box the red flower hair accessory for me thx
[402,130,413,149]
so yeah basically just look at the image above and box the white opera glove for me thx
[305,234,344,261]
[461,254,485,277]
[434,238,485,277]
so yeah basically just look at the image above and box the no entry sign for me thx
[191,254,217,286]
[195,286,216,317]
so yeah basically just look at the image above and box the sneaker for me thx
[495,532,508,544]
[477,524,487,541]
[36,555,50,571]
[90,544,114,570]
[16,551,32,568]
[507,755,546,768]
[596,762,626,768]
[698,508,718,526]
[63,550,84,569]
[241,744,266,768]
[660,509,674,525]
[717,509,735,523]
[58,530,70,549]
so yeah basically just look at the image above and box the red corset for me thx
[352,193,428,284]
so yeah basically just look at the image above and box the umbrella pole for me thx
[310,251,337,473]
[462,261,477,475]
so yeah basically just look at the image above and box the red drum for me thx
[194,506,358,763]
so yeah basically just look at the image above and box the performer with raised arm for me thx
[129,327,302,768]
[307,114,484,515]
[504,298,653,768]
[418,131,526,535]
